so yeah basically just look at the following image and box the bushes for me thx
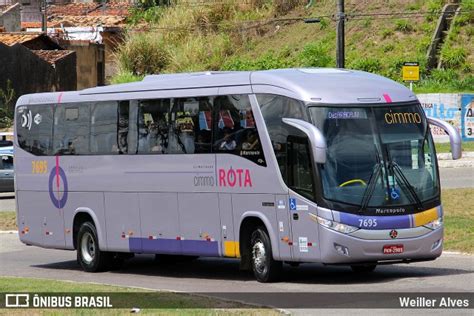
[128,6,166,25]
[394,19,414,33]
[223,51,293,71]
[297,42,332,67]
[109,71,144,84]
[111,0,472,93]
[349,57,382,73]
[415,69,474,93]
[168,33,234,72]
[115,33,170,76]
[222,41,333,71]
[441,46,467,69]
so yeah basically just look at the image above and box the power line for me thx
[125,9,472,33]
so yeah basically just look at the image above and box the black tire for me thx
[250,227,282,282]
[77,221,112,272]
[351,264,377,273]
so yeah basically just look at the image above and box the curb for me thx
[437,151,474,168]
[0,230,17,234]
[437,151,474,160]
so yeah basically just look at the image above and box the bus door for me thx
[275,194,293,261]
[286,136,321,261]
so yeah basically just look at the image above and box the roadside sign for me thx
[402,62,420,81]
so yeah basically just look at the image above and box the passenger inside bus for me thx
[241,129,259,150]
[218,128,237,151]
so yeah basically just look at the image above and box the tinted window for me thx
[257,94,308,121]
[118,101,129,154]
[258,94,308,181]
[175,97,213,154]
[138,98,172,154]
[54,103,91,155]
[90,102,119,154]
[214,95,266,166]
[16,104,53,155]
[288,136,315,200]
[137,97,213,154]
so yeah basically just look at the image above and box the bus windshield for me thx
[309,103,439,209]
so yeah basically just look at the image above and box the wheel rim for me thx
[252,238,267,275]
[81,232,95,264]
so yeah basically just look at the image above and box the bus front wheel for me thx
[77,221,113,272]
[250,227,282,282]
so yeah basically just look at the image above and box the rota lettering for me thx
[218,168,252,187]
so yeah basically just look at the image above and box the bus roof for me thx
[17,68,417,106]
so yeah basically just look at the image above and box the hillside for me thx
[113,0,474,92]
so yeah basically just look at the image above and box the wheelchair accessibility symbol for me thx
[390,188,400,200]
[289,198,297,211]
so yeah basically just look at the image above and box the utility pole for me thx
[41,0,47,33]
[336,0,345,68]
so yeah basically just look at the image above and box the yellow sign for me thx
[402,62,419,81]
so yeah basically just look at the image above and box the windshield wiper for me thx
[358,160,382,214]
[390,161,424,211]
[383,143,424,211]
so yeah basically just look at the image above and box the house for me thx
[23,1,130,88]
[0,32,77,100]
[0,2,20,32]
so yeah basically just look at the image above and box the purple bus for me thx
[14,69,461,282]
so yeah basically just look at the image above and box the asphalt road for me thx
[0,233,473,314]
[0,167,473,213]
[439,167,474,189]
[1,165,473,313]
[0,193,14,212]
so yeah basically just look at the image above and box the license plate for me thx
[383,244,404,254]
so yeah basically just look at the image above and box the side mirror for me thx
[428,117,462,160]
[282,118,327,164]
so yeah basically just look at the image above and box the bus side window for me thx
[137,97,214,155]
[138,98,172,154]
[170,97,213,155]
[16,104,53,156]
[118,101,129,154]
[214,95,266,166]
[54,104,91,155]
[257,94,309,184]
[288,136,315,200]
[170,98,196,154]
[90,101,119,154]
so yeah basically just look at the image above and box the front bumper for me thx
[319,225,443,264]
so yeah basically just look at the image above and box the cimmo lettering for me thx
[194,175,214,187]
[385,112,422,124]
[218,168,253,187]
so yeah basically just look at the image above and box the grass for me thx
[435,142,474,153]
[0,211,16,230]
[441,188,474,253]
[0,277,278,315]
[2,189,473,253]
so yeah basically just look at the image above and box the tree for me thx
[0,80,15,129]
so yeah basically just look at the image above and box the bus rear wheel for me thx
[351,264,377,273]
[250,227,282,282]
[77,221,113,272]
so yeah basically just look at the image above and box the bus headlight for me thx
[423,217,443,230]
[311,214,359,234]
